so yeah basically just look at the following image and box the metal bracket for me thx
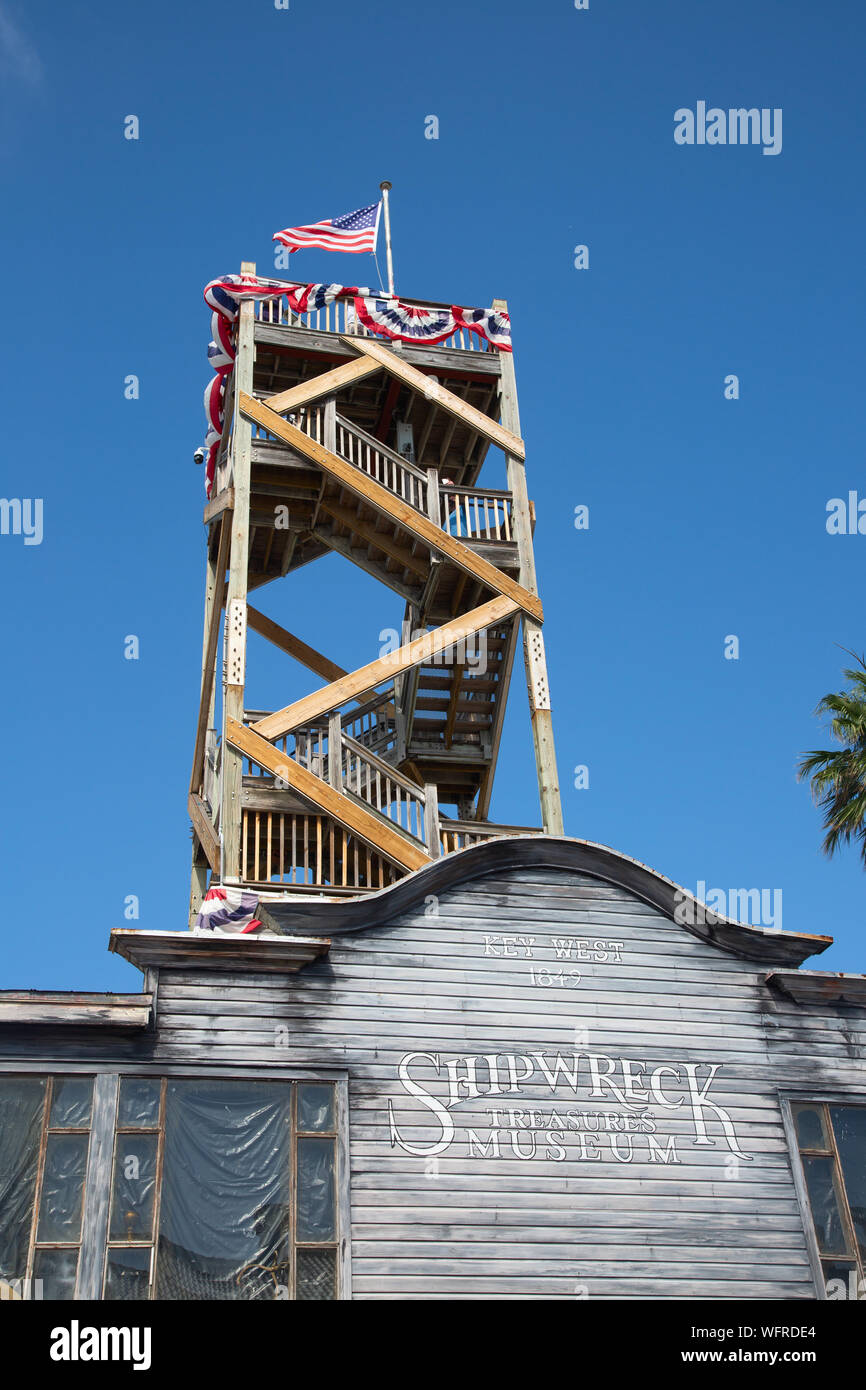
[525,623,551,711]
[225,599,247,688]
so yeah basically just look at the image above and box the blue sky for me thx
[0,0,863,989]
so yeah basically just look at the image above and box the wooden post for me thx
[189,849,209,928]
[189,516,231,799]
[424,782,441,857]
[328,712,343,792]
[220,262,256,878]
[493,299,564,836]
[189,549,217,921]
[188,517,229,923]
[426,467,441,527]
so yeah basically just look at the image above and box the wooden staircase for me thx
[188,272,562,914]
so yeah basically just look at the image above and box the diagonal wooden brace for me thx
[252,593,520,741]
[225,717,431,872]
[238,392,542,622]
[339,335,526,461]
[262,356,381,415]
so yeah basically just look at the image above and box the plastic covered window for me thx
[0,1075,93,1300]
[793,1101,866,1298]
[104,1078,339,1300]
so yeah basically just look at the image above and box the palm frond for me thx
[798,652,866,869]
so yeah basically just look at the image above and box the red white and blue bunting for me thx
[194,886,263,935]
[200,275,512,496]
[353,297,512,351]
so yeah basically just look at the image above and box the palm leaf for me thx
[797,652,866,868]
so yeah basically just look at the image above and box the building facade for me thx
[1,838,864,1300]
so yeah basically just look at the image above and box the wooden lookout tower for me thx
[188,262,564,922]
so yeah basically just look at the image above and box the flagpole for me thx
[379,181,396,296]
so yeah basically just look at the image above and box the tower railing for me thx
[334,415,428,513]
[339,734,428,846]
[239,693,400,788]
[249,402,326,446]
[439,485,514,542]
[245,407,518,552]
[241,808,402,891]
[255,293,493,354]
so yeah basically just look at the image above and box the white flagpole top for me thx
[379,181,396,296]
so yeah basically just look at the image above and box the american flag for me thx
[273,201,381,255]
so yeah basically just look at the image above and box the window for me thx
[105,1077,339,1300]
[0,1073,343,1301]
[792,1102,866,1295]
[0,1076,94,1299]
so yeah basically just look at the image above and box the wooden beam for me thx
[438,385,467,465]
[221,260,256,877]
[189,850,209,929]
[279,530,298,578]
[313,525,419,604]
[416,399,438,462]
[203,487,234,527]
[253,594,520,740]
[238,393,542,621]
[494,298,564,837]
[246,605,348,684]
[188,793,221,873]
[476,613,520,821]
[225,718,431,872]
[340,335,525,461]
[262,357,380,414]
[256,320,502,378]
[374,375,402,441]
[317,498,429,578]
[443,661,465,749]
[190,515,231,795]
[246,594,398,741]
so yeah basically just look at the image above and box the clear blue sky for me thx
[1,0,863,990]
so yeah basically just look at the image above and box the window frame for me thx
[781,1090,866,1300]
[9,1074,96,1299]
[0,1065,351,1301]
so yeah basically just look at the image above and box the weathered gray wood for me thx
[336,1078,353,1300]
[0,995,152,1027]
[76,1072,119,1299]
[110,931,330,973]
[3,849,865,1301]
[254,323,503,378]
[136,865,856,1298]
[221,261,256,879]
[493,303,563,836]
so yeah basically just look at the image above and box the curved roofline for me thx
[262,835,830,967]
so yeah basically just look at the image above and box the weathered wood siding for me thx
[3,865,865,1299]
